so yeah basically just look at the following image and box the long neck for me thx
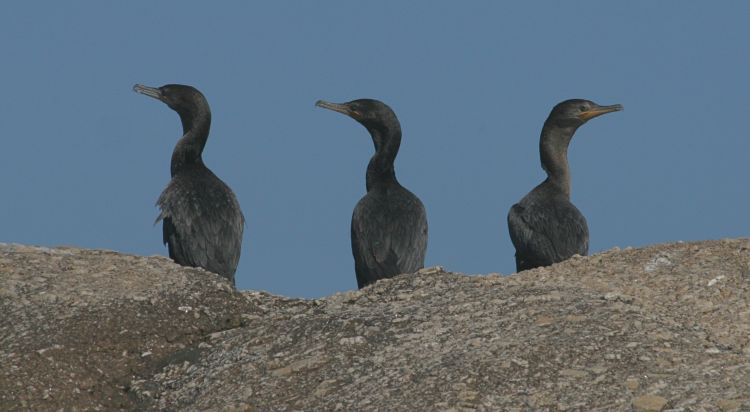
[365,126,400,191]
[539,121,576,198]
[171,106,211,176]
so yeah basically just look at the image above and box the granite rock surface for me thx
[2,240,749,411]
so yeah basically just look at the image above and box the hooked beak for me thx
[315,100,362,119]
[578,103,623,122]
[133,84,162,101]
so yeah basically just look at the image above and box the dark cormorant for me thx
[316,98,428,289]
[507,99,622,272]
[133,83,244,285]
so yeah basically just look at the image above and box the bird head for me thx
[133,83,209,120]
[315,98,400,136]
[547,99,623,128]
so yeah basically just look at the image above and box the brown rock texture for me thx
[2,239,750,411]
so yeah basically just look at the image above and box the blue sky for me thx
[1,2,748,298]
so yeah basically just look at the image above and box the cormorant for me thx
[316,98,428,289]
[133,83,244,285]
[507,99,622,272]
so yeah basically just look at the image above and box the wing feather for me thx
[157,169,244,284]
[508,194,588,271]
[351,185,427,288]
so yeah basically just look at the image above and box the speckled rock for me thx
[2,239,750,411]
[632,394,669,411]
[0,243,270,410]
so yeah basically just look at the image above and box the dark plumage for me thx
[508,99,622,272]
[316,98,428,289]
[134,83,244,285]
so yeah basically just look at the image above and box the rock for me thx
[0,244,262,411]
[559,369,588,379]
[313,379,338,397]
[3,239,750,410]
[271,355,328,377]
[534,315,555,326]
[633,395,669,411]
[626,377,640,391]
[457,390,479,402]
[718,398,745,411]
[339,336,366,345]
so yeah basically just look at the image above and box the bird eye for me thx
[579,105,587,112]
